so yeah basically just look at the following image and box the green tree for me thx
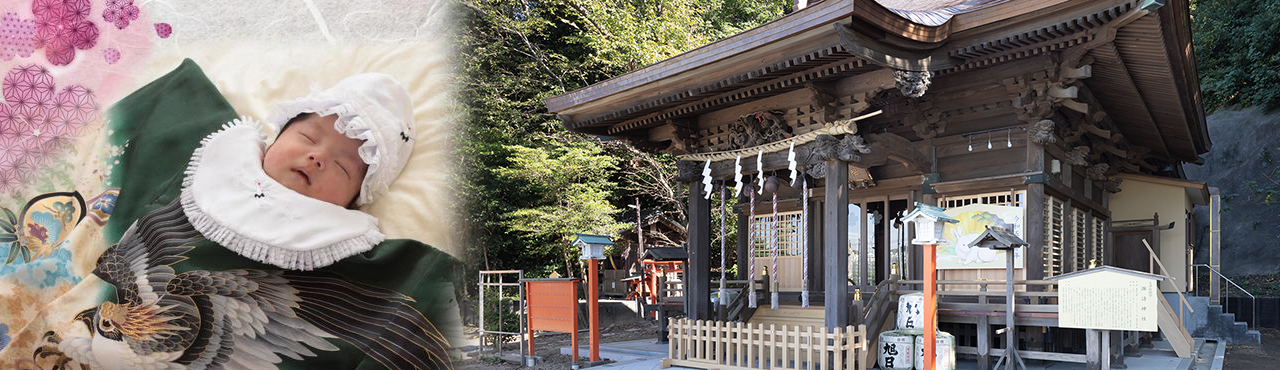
[497,141,628,276]
[455,0,790,286]
[1192,0,1280,112]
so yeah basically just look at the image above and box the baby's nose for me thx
[308,153,324,169]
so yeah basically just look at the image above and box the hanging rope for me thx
[748,186,757,308]
[719,184,727,307]
[802,175,810,308]
[771,185,779,309]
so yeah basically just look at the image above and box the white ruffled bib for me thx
[179,118,385,270]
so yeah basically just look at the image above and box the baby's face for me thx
[263,114,368,207]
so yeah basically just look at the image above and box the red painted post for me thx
[925,243,937,370]
[589,259,601,362]
[572,284,580,363]
[527,314,535,357]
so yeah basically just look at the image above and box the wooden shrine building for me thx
[547,0,1210,368]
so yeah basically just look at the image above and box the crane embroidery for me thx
[35,199,453,370]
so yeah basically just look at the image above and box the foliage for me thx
[1192,0,1280,112]
[455,0,791,286]
[0,206,26,265]
[480,288,522,344]
[497,140,628,275]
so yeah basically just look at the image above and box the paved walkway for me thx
[564,337,1223,370]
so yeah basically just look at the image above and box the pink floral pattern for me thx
[32,0,99,66]
[102,47,118,64]
[101,0,139,30]
[0,65,98,194]
[154,22,170,38]
[0,12,36,61]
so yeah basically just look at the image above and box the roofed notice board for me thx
[1056,267,1161,332]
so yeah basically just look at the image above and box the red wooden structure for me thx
[524,278,580,361]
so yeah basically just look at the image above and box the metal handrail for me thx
[1191,263,1257,329]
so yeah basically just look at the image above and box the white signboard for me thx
[1058,270,1160,332]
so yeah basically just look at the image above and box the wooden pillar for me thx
[1087,329,1100,370]
[1026,183,1047,282]
[977,315,991,370]
[824,159,850,328]
[809,198,823,288]
[687,183,712,321]
[1026,132,1047,283]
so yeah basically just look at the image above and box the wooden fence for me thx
[662,318,869,370]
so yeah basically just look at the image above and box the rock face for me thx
[1183,107,1280,277]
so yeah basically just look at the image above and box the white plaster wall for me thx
[1110,180,1192,292]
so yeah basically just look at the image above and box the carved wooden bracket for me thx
[905,98,945,139]
[675,160,704,183]
[1002,54,1095,144]
[729,111,792,150]
[893,70,933,98]
[1029,119,1057,145]
[814,134,870,162]
[1064,146,1090,166]
[807,82,839,125]
[809,132,930,177]
[649,119,694,155]
[861,132,930,173]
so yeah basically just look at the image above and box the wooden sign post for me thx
[1052,266,1166,370]
[524,278,580,361]
[902,203,958,370]
[968,226,1030,370]
[572,233,612,363]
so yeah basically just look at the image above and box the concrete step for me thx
[1244,329,1262,343]
[1181,298,1259,344]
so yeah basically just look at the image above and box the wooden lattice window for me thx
[938,190,1026,208]
[1073,208,1087,272]
[1043,196,1065,277]
[1093,216,1105,265]
[753,211,803,257]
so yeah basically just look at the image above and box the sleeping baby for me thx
[0,68,459,370]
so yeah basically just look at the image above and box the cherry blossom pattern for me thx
[154,22,170,38]
[32,0,100,66]
[102,0,139,30]
[0,12,36,61]
[0,65,99,194]
[102,47,118,64]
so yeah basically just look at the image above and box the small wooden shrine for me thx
[547,0,1210,369]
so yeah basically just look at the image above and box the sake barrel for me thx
[913,331,956,370]
[897,292,925,332]
[877,330,916,370]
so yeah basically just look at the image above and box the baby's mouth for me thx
[293,169,311,186]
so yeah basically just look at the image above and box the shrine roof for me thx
[546,0,1209,163]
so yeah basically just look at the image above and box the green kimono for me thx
[0,59,461,370]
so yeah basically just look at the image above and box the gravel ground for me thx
[1223,327,1280,370]
[456,321,661,369]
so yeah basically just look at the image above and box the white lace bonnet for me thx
[264,73,415,207]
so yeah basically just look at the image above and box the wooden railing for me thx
[851,275,900,366]
[893,279,1090,364]
[723,275,769,322]
[663,318,870,370]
